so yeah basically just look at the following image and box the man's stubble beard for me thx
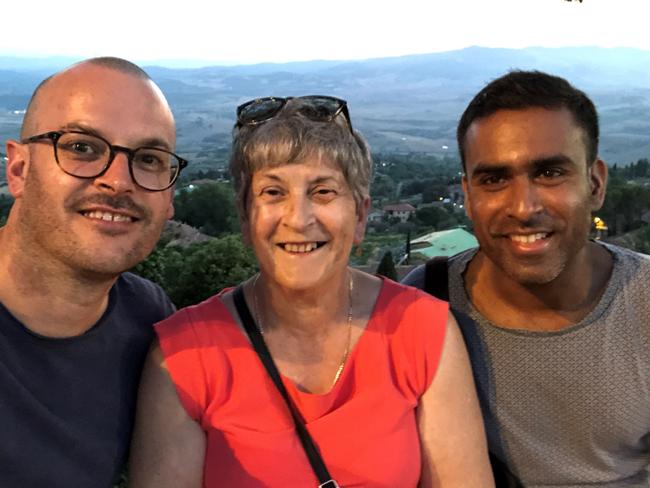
[17,168,165,281]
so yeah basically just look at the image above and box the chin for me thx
[72,250,149,279]
[503,262,565,287]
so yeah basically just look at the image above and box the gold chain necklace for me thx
[252,272,354,388]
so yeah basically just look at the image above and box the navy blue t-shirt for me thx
[0,272,174,487]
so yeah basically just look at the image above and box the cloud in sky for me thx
[3,0,648,64]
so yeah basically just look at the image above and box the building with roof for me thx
[409,227,478,259]
[383,203,416,223]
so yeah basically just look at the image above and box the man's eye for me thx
[60,140,103,158]
[538,168,563,179]
[134,152,169,171]
[72,142,94,153]
[480,175,506,186]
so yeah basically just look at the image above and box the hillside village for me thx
[1,48,650,301]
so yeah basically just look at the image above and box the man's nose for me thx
[506,178,543,222]
[93,151,135,193]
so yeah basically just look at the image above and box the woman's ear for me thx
[354,196,370,245]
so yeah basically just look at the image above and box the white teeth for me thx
[84,210,133,223]
[510,233,547,243]
[283,242,319,253]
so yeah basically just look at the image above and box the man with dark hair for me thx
[0,57,185,487]
[404,70,650,486]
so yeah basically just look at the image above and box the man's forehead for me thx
[471,106,572,129]
[40,64,160,108]
[464,107,586,172]
[31,64,175,144]
[467,108,581,146]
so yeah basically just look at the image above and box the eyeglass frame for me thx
[20,130,188,192]
[235,95,354,133]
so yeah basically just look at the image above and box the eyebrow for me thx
[60,122,172,151]
[470,154,577,179]
[256,171,341,185]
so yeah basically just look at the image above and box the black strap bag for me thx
[233,285,340,488]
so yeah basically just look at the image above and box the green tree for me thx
[171,236,257,307]
[376,251,397,281]
[415,206,448,228]
[133,235,258,308]
[0,195,14,223]
[371,174,396,199]
[174,182,239,237]
[421,183,448,204]
[599,181,650,233]
[634,225,650,254]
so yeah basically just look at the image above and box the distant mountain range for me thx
[1,46,650,168]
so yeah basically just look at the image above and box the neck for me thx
[254,270,352,337]
[0,225,117,337]
[466,242,613,330]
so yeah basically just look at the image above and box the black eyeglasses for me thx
[236,95,353,132]
[21,130,188,192]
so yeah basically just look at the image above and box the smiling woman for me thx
[129,96,494,488]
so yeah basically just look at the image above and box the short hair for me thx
[456,70,599,169]
[229,99,373,219]
[21,57,152,138]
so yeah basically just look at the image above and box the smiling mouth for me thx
[509,232,549,244]
[81,210,136,223]
[279,242,327,253]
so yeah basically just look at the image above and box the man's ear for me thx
[461,175,472,220]
[166,194,175,220]
[588,159,608,211]
[5,140,29,198]
[353,196,370,245]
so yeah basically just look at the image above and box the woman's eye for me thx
[312,187,337,201]
[260,187,283,198]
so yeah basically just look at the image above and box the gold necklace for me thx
[252,272,354,388]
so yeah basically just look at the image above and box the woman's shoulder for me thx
[155,290,241,346]
[361,276,449,399]
[357,274,449,345]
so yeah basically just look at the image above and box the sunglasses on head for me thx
[236,95,353,132]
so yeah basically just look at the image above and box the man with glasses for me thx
[0,57,184,487]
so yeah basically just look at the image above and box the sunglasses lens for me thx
[236,96,350,132]
[298,96,344,121]
[238,98,285,125]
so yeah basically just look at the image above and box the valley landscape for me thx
[2,46,650,174]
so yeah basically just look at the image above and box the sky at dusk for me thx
[2,0,648,66]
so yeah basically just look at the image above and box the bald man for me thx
[0,58,184,487]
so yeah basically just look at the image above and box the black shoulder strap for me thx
[232,285,339,488]
[424,256,449,301]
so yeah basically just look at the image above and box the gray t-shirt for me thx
[403,242,650,487]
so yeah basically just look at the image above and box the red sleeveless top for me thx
[156,279,448,487]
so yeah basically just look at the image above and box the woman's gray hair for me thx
[229,99,373,220]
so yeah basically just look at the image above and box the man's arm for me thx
[129,341,205,488]
[417,313,494,487]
